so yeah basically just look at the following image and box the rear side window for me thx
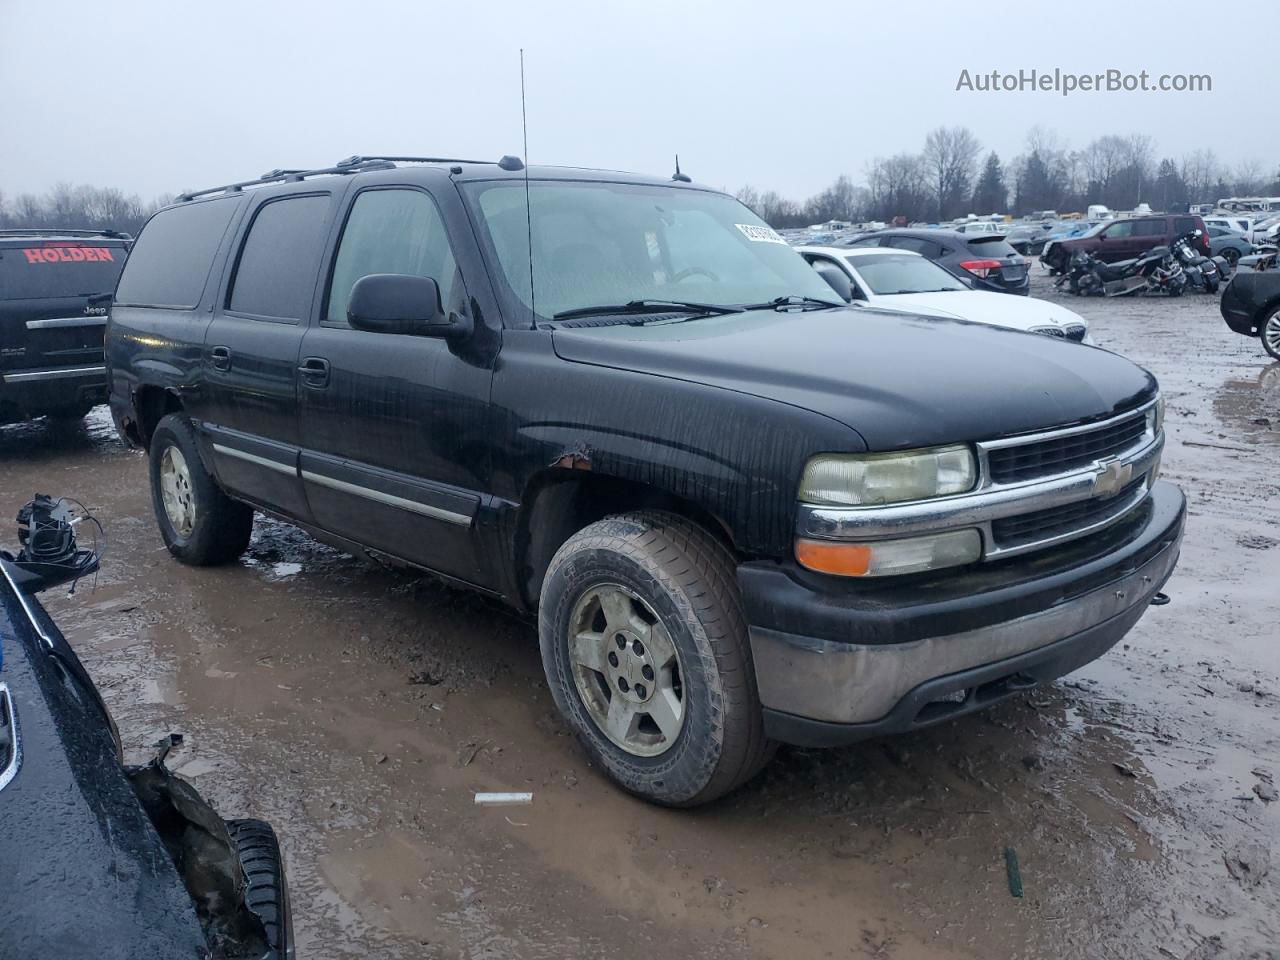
[1134,220,1165,237]
[965,236,1018,257]
[0,243,126,301]
[228,195,330,320]
[115,197,239,308]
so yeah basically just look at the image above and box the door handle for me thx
[210,345,232,371]
[298,356,330,389]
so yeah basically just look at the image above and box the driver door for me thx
[296,184,494,587]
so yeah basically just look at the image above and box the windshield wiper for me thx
[740,295,845,311]
[552,299,744,321]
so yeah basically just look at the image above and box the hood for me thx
[867,290,1087,332]
[551,307,1153,451]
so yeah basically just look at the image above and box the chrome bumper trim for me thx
[25,317,108,329]
[1,364,106,383]
[799,403,1161,560]
[750,531,1179,725]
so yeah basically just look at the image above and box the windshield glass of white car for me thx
[846,254,968,295]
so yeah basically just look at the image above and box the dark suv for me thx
[847,229,1030,294]
[0,229,130,424]
[1041,215,1208,274]
[107,156,1185,806]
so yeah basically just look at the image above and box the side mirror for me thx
[813,263,855,302]
[348,274,454,336]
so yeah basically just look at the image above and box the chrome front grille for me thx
[985,410,1147,484]
[798,399,1161,562]
[991,477,1147,548]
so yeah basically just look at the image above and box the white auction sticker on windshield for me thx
[735,224,787,244]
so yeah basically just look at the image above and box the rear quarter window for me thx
[1173,217,1199,235]
[115,197,241,308]
[0,243,126,301]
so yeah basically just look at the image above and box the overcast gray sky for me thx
[1,0,1274,201]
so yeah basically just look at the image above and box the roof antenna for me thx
[520,48,536,324]
[672,154,691,183]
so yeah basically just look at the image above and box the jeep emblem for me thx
[1092,458,1132,499]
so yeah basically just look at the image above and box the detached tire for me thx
[539,511,775,806]
[226,819,292,960]
[149,414,252,565]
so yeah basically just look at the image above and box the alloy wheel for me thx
[567,583,685,757]
[1263,311,1280,360]
[159,445,197,537]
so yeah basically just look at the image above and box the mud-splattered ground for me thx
[1,272,1276,960]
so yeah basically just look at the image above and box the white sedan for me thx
[798,245,1095,344]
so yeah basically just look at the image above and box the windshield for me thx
[845,253,967,294]
[461,180,836,322]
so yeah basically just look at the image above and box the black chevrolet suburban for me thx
[106,156,1185,806]
[0,228,129,423]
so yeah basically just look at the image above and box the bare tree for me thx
[1180,149,1219,203]
[1230,160,1265,196]
[923,126,981,221]
[0,183,165,233]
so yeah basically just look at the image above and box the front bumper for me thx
[741,481,1185,746]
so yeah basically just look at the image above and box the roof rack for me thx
[335,155,495,168]
[177,154,517,203]
[0,227,132,240]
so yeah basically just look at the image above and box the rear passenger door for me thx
[200,190,339,520]
[1133,218,1167,253]
[296,183,494,587]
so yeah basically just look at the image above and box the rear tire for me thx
[539,511,775,806]
[149,414,253,565]
[226,819,292,960]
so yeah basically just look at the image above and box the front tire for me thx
[149,414,253,565]
[539,512,775,806]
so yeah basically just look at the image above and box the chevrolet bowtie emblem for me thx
[1091,458,1132,499]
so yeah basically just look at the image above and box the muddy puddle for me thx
[1,277,1276,958]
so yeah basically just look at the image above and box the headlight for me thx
[799,445,976,507]
[1146,395,1165,435]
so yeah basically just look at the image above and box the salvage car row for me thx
[1,154,1205,956]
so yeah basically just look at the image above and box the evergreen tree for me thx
[971,152,1007,214]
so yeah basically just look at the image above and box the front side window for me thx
[326,189,459,327]
[1104,221,1134,239]
[462,180,834,322]
[228,195,330,320]
[845,254,967,295]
